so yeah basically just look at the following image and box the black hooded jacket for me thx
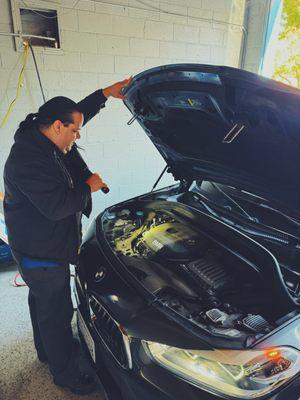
[3,90,107,264]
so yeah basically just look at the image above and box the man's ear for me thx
[53,120,62,135]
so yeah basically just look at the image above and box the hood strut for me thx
[151,164,193,194]
[151,165,168,192]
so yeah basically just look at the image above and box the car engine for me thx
[100,199,299,346]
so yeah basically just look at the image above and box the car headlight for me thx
[143,341,300,399]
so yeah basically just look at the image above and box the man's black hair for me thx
[19,96,82,130]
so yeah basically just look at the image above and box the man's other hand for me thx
[102,77,133,100]
[86,173,107,193]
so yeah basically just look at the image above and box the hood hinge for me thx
[177,178,193,194]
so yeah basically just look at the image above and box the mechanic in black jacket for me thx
[3,77,131,395]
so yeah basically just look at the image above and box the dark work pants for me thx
[12,251,75,377]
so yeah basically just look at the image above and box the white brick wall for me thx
[200,27,224,46]
[62,30,98,53]
[0,0,246,226]
[160,41,186,58]
[130,38,159,57]
[80,53,115,73]
[112,15,144,37]
[78,11,113,34]
[99,35,130,55]
[145,20,174,41]
[174,24,199,43]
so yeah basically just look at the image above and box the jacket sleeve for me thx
[77,89,107,126]
[10,157,91,221]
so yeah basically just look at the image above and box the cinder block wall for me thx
[0,0,246,225]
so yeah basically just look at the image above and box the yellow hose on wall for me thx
[0,42,30,129]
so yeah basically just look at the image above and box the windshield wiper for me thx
[216,184,300,230]
[191,192,300,247]
[258,203,300,228]
[200,201,298,246]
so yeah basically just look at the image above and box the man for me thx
[3,78,131,395]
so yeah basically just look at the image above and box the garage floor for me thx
[0,263,106,400]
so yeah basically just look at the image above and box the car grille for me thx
[88,295,132,369]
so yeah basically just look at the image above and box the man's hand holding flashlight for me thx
[86,173,109,194]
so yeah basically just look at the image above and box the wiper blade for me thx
[219,185,300,230]
[193,193,300,247]
[259,203,300,228]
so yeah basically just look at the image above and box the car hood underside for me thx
[123,64,300,214]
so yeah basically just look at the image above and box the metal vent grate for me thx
[88,296,132,369]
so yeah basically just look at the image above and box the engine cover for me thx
[183,255,234,295]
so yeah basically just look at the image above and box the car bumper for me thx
[76,298,300,400]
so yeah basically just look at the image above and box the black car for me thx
[75,64,300,400]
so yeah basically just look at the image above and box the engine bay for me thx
[100,195,299,348]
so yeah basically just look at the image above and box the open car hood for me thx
[123,64,300,214]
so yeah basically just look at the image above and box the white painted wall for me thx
[0,0,246,226]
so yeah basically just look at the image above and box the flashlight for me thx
[101,186,110,194]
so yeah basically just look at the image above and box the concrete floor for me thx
[0,263,107,400]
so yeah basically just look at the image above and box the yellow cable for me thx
[0,42,30,129]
